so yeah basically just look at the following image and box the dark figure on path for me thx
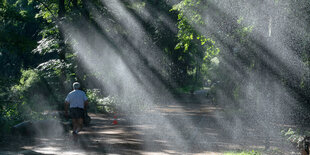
[65,82,89,135]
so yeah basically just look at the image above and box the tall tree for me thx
[58,0,65,18]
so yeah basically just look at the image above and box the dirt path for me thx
[0,97,300,155]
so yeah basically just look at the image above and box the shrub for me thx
[281,128,310,147]
[86,89,116,113]
[2,60,73,134]
[0,104,23,135]
[10,69,55,113]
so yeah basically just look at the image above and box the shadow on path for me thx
[0,97,300,154]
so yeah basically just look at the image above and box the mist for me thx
[4,0,308,154]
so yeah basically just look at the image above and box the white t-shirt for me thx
[65,90,88,109]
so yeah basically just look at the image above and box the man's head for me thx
[73,82,80,90]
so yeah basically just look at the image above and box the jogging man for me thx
[65,82,88,135]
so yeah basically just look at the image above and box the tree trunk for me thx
[58,0,66,61]
[81,0,90,17]
[72,0,78,8]
[58,0,65,18]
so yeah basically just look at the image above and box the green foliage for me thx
[233,17,254,44]
[86,89,116,113]
[91,93,155,114]
[32,0,58,23]
[37,59,71,78]
[12,69,39,93]
[0,69,44,134]
[175,85,199,94]
[171,0,219,56]
[97,96,117,113]
[11,69,46,112]
[0,0,43,135]
[0,0,309,139]
[36,59,74,105]
[281,128,310,145]
[0,0,42,76]
[0,102,22,134]
[86,89,102,112]
[10,59,73,115]
[33,30,61,55]
[170,0,220,90]
[126,1,146,11]
[0,0,95,135]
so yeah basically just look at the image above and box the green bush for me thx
[97,96,117,113]
[11,69,40,99]
[86,89,147,114]
[10,69,55,113]
[86,89,116,113]
[1,60,73,134]
[10,69,44,119]
[281,128,310,147]
[0,104,23,134]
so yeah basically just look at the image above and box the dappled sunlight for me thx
[34,147,86,155]
[59,2,205,154]
[172,1,309,150]
[57,0,305,153]
[1,0,309,154]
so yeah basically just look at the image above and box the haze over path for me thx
[0,96,299,155]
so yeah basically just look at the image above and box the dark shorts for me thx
[70,108,84,119]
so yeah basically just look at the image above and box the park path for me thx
[0,96,299,155]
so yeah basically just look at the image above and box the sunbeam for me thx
[1,0,309,154]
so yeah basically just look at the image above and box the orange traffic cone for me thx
[112,120,118,125]
[112,113,118,125]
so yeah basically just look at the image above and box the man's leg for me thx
[71,118,78,142]
[72,119,78,133]
[76,118,83,133]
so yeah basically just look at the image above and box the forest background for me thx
[0,0,309,141]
